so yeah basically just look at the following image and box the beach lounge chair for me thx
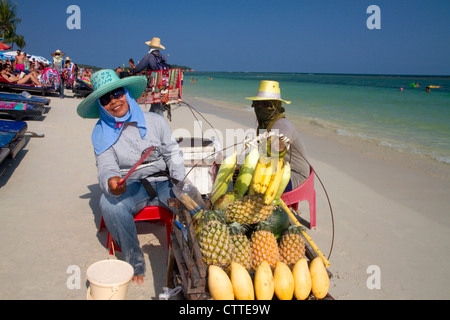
[0,74,57,96]
[281,166,317,228]
[0,119,44,165]
[73,78,93,98]
[0,91,50,106]
[0,119,28,164]
[0,100,47,121]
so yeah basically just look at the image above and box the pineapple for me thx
[197,210,232,268]
[250,220,280,270]
[228,222,252,271]
[279,226,306,268]
[225,193,274,225]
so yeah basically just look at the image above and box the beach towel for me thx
[40,67,60,90]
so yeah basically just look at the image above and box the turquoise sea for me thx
[182,72,450,165]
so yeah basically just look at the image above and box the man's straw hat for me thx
[145,37,165,50]
[245,80,291,104]
[51,49,65,56]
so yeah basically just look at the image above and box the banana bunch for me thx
[250,155,274,194]
[249,154,290,204]
[208,136,291,206]
[263,157,286,204]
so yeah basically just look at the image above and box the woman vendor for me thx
[246,80,310,191]
[77,69,185,284]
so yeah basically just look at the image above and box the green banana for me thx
[233,148,259,197]
[273,161,291,206]
[210,150,237,205]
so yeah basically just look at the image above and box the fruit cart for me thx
[165,201,333,300]
[165,132,334,300]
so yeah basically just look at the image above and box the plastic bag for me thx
[158,286,182,300]
[172,178,205,216]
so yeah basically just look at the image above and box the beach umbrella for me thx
[0,50,16,60]
[0,51,50,65]
[28,55,50,65]
[0,42,11,51]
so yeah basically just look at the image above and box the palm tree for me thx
[14,34,25,49]
[0,0,22,47]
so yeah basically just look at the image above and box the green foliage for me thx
[0,0,23,49]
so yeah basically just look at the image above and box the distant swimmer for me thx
[425,86,430,93]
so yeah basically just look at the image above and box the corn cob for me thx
[273,161,291,206]
[210,151,237,205]
[263,158,285,204]
[234,148,259,197]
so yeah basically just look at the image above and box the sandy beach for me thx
[1,90,449,300]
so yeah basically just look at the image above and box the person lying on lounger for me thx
[0,63,42,86]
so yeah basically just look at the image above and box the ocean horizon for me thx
[182,72,450,166]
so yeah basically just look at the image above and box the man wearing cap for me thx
[246,80,310,191]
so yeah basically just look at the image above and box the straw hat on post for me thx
[145,37,165,50]
[245,80,291,104]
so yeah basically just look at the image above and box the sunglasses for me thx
[99,88,125,106]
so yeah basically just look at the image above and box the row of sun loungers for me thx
[0,92,47,166]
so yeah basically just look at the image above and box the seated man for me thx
[246,80,311,191]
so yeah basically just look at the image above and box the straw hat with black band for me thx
[77,69,147,119]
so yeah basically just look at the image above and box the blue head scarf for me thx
[91,88,147,155]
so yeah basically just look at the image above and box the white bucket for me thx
[86,259,134,300]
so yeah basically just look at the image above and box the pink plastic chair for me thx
[281,166,316,228]
[98,206,173,255]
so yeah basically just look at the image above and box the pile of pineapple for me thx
[193,142,307,274]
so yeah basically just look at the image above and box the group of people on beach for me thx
[0,49,46,86]
[76,37,311,285]
[0,48,92,93]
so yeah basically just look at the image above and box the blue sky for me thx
[12,0,450,75]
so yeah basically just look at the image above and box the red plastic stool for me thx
[281,166,316,228]
[98,206,174,255]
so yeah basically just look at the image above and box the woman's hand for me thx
[108,176,126,195]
